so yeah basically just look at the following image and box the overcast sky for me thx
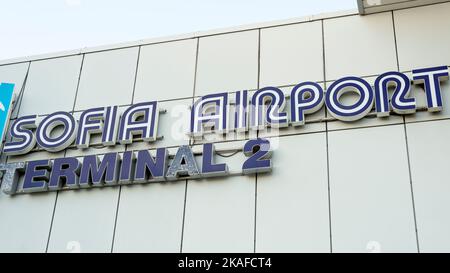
[0,0,356,60]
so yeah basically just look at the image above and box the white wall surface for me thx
[0,2,450,252]
[256,133,330,253]
[406,119,450,253]
[328,125,417,253]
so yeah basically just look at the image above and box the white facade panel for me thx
[406,119,450,252]
[133,39,197,102]
[323,12,397,80]
[260,21,324,87]
[256,133,330,253]
[113,182,186,253]
[328,125,418,252]
[75,47,139,111]
[18,55,82,116]
[195,30,259,96]
[181,146,255,253]
[0,191,56,252]
[47,187,119,253]
[394,2,450,71]
[182,175,255,253]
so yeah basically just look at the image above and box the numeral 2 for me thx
[242,138,272,174]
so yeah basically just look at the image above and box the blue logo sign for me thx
[0,83,15,143]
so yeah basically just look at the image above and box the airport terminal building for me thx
[0,0,450,253]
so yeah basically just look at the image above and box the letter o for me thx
[325,77,374,121]
[36,111,77,152]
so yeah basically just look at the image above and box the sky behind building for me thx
[0,0,356,60]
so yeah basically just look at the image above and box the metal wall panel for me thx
[406,119,450,252]
[75,47,139,111]
[256,133,330,252]
[328,125,418,252]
